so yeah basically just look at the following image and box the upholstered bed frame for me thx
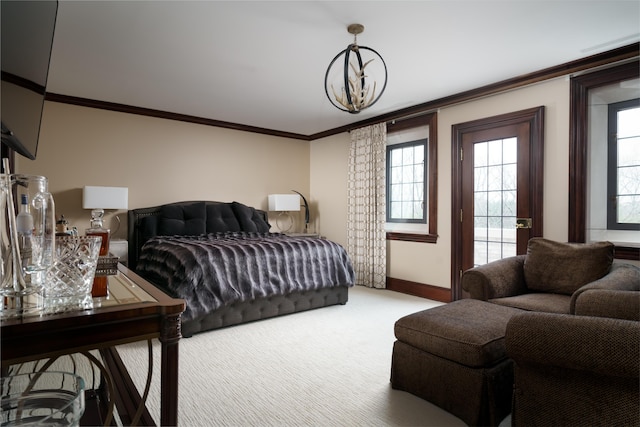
[127,201,349,337]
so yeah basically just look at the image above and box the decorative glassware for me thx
[0,174,55,318]
[44,236,101,314]
[1,371,86,426]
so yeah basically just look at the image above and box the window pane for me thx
[618,195,640,223]
[402,165,413,183]
[391,184,402,201]
[618,108,640,138]
[488,139,502,166]
[414,145,424,164]
[475,142,488,167]
[618,165,640,196]
[474,216,488,240]
[391,149,402,167]
[503,190,516,217]
[503,137,517,164]
[413,183,423,200]
[414,164,424,182]
[618,136,640,167]
[475,166,487,192]
[503,164,516,190]
[475,191,488,216]
[502,243,517,258]
[390,201,401,218]
[474,241,487,267]
[503,217,517,243]
[487,165,502,191]
[392,166,402,184]
[403,147,414,164]
[413,201,423,218]
[402,183,412,200]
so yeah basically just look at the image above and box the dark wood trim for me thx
[386,277,451,303]
[386,232,437,243]
[568,60,640,247]
[45,93,312,141]
[312,43,639,139]
[1,71,46,95]
[42,44,638,142]
[613,246,640,261]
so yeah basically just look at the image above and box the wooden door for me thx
[451,107,545,299]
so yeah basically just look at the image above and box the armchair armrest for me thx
[570,263,640,316]
[575,290,640,321]
[461,255,527,300]
[506,312,640,376]
[506,312,640,426]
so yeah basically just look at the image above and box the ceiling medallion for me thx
[324,23,388,114]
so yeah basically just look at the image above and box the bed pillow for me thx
[231,201,271,232]
[158,202,207,236]
[205,203,241,232]
[523,238,614,295]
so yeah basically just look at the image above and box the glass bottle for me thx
[86,208,109,297]
[85,209,110,256]
[16,194,33,271]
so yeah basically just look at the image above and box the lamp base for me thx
[275,212,294,233]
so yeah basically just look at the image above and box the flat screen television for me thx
[1,0,58,160]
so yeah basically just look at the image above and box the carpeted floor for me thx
[115,286,485,426]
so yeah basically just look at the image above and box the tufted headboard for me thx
[127,201,270,271]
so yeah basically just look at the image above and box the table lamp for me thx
[268,194,300,233]
[82,186,129,255]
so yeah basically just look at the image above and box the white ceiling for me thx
[46,1,640,137]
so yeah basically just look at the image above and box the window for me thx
[607,98,640,230]
[384,113,437,242]
[386,140,427,223]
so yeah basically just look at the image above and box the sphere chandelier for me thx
[324,23,388,114]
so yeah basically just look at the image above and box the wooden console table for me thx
[1,264,186,426]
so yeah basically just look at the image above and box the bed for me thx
[127,201,355,337]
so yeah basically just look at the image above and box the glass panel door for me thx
[473,137,518,266]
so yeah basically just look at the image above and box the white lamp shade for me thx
[268,194,300,212]
[83,186,129,210]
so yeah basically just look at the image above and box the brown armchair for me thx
[461,238,640,316]
[505,312,640,426]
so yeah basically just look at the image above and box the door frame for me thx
[451,106,545,300]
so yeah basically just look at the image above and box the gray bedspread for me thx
[136,232,355,322]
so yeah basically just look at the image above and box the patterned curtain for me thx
[347,123,387,288]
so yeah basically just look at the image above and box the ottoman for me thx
[390,299,522,426]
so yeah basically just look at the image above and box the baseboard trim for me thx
[386,277,452,303]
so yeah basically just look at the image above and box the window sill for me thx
[386,232,438,243]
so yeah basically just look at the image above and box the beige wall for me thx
[16,102,310,239]
[15,76,599,288]
[311,77,572,289]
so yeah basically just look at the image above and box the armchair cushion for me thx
[523,238,613,295]
[490,293,571,314]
